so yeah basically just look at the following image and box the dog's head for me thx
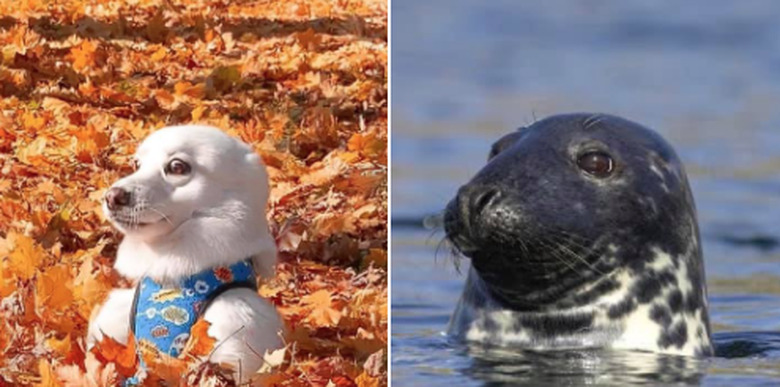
[105,125,275,280]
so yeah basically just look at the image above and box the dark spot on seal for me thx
[685,294,702,313]
[650,304,673,328]
[659,320,688,349]
[608,298,637,319]
[668,289,683,313]
[633,270,676,304]
[479,313,499,334]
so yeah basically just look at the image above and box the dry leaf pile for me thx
[0,0,387,385]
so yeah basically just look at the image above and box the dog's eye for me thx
[577,151,614,178]
[165,159,191,175]
[132,159,140,171]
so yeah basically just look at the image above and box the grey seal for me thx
[444,113,713,357]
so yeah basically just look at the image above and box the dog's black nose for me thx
[457,184,502,228]
[105,187,131,210]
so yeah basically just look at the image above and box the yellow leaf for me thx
[150,46,167,62]
[35,359,62,387]
[36,264,74,309]
[174,81,205,99]
[7,233,45,280]
[44,334,82,364]
[21,111,45,131]
[191,105,207,121]
[301,289,342,327]
[70,40,98,71]
[355,372,380,387]
[0,236,15,297]
[72,255,115,320]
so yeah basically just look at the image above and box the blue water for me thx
[391,1,780,385]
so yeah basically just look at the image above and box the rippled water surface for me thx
[391,1,780,386]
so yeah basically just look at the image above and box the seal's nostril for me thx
[472,188,501,215]
[105,187,131,210]
[456,185,502,230]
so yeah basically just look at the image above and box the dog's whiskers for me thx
[148,207,173,226]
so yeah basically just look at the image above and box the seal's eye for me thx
[165,159,191,175]
[577,151,614,177]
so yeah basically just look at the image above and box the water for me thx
[391,1,780,385]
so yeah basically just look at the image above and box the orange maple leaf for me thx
[72,255,116,321]
[173,81,205,99]
[138,339,190,385]
[91,334,137,378]
[6,233,45,281]
[301,289,342,327]
[36,264,74,310]
[181,319,217,358]
[45,334,85,365]
[70,40,98,71]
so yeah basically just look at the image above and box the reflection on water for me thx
[392,0,780,386]
[463,347,707,386]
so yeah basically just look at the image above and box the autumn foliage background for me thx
[0,0,387,385]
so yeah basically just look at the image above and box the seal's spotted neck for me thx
[449,245,713,356]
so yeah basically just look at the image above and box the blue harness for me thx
[130,259,257,359]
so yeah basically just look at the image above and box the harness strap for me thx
[130,284,141,335]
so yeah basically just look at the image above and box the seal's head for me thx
[104,125,276,282]
[445,113,711,356]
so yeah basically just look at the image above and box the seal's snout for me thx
[457,184,502,229]
[105,186,132,210]
[444,184,507,255]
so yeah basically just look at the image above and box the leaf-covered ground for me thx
[0,0,387,385]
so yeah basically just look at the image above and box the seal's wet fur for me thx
[445,113,713,356]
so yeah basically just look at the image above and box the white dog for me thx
[88,125,283,383]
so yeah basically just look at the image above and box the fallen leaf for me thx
[182,319,216,358]
[7,233,46,281]
[302,289,342,327]
[91,334,136,377]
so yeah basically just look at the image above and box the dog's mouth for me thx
[109,214,167,230]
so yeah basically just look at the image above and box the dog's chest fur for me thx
[449,248,713,357]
